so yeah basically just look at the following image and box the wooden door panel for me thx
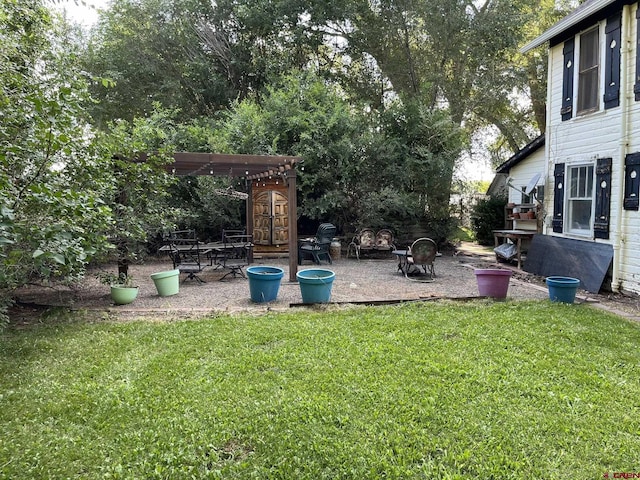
[272,192,288,245]
[253,192,271,245]
[252,189,289,246]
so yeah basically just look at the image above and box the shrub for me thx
[470,196,507,245]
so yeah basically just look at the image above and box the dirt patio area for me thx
[10,242,640,323]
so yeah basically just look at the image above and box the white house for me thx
[520,0,640,294]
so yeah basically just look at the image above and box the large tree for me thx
[218,71,464,237]
[82,0,233,125]
[82,0,570,150]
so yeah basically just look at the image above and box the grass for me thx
[1,301,639,479]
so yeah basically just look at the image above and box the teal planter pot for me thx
[247,266,285,303]
[297,268,335,303]
[110,285,139,305]
[150,269,180,297]
[546,276,580,303]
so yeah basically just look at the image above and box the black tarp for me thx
[524,235,613,293]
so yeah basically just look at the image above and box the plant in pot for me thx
[99,272,139,305]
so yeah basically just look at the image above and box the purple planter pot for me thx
[474,269,513,299]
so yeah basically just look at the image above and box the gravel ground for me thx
[12,243,640,322]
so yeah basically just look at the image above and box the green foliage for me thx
[378,99,466,223]
[219,73,466,237]
[0,0,115,324]
[98,106,181,274]
[471,195,508,245]
[166,175,245,241]
[82,0,232,124]
[1,0,183,321]
[220,71,363,231]
[1,302,639,478]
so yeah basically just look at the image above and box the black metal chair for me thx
[219,234,253,281]
[298,223,337,265]
[165,229,197,245]
[169,239,207,283]
[406,237,438,281]
[221,228,246,242]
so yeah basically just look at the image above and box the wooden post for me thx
[246,179,254,263]
[287,168,298,282]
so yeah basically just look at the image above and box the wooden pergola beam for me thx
[162,152,300,178]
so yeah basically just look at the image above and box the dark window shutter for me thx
[594,158,612,239]
[604,13,621,109]
[553,163,565,233]
[561,39,574,121]
[635,7,640,100]
[624,152,640,210]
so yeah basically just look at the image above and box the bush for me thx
[470,196,507,245]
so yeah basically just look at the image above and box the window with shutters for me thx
[566,164,595,235]
[577,28,600,115]
[561,13,621,120]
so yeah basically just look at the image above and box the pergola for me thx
[164,152,302,282]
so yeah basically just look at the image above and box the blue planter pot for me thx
[546,276,580,303]
[246,266,284,303]
[297,268,335,303]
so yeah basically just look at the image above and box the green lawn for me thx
[1,301,639,479]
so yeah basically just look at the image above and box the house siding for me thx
[506,149,545,205]
[544,3,640,294]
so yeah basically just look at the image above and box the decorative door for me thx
[253,190,289,246]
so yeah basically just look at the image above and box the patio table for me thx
[392,249,410,275]
[492,229,534,269]
[158,239,254,270]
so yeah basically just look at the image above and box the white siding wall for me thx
[545,4,640,294]
[507,149,545,205]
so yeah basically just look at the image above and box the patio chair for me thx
[165,229,197,245]
[374,228,395,252]
[298,223,337,265]
[219,234,253,281]
[169,239,207,283]
[221,228,246,242]
[406,237,438,281]
[347,228,375,260]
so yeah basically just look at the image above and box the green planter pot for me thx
[110,285,139,305]
[150,269,180,297]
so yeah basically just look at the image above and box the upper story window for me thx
[577,28,599,114]
[561,12,621,121]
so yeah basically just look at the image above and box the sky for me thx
[51,0,107,27]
